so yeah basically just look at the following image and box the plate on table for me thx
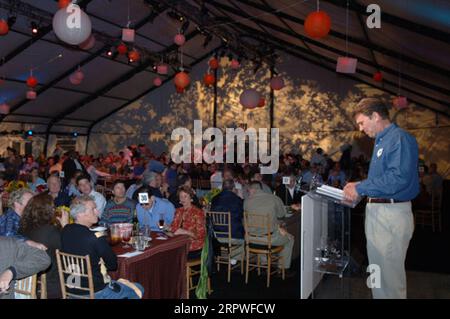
[90,226,107,232]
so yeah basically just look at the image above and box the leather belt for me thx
[367,198,408,204]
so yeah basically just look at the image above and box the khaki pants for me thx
[365,202,414,299]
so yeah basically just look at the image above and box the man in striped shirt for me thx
[101,180,136,225]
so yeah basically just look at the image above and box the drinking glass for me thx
[122,228,132,248]
[158,213,165,231]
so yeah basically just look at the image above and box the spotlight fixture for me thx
[107,49,113,57]
[73,132,78,137]
[27,130,33,136]
[31,21,39,35]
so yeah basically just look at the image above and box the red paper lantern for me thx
[174,33,186,46]
[117,43,128,55]
[26,90,37,100]
[209,58,219,70]
[26,76,38,88]
[240,89,260,109]
[58,0,71,9]
[373,71,383,82]
[304,11,331,39]
[128,50,140,62]
[203,73,215,86]
[0,19,9,36]
[174,71,190,88]
[153,77,162,87]
[73,70,84,81]
[270,76,285,90]
[258,97,266,108]
[230,59,240,69]
[175,85,185,93]
[69,73,81,85]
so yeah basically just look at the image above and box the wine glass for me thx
[122,228,132,248]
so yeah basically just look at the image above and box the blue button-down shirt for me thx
[0,209,25,239]
[356,123,420,201]
[136,197,175,231]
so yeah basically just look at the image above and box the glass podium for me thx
[300,185,358,299]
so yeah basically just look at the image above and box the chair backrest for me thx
[14,274,37,299]
[243,212,272,248]
[207,211,232,244]
[55,249,95,299]
[431,190,443,211]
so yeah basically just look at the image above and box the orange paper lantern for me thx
[174,71,190,88]
[304,11,331,39]
[58,0,71,9]
[0,19,9,36]
[128,50,140,62]
[203,73,215,86]
[26,76,38,88]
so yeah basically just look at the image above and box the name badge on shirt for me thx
[377,148,383,158]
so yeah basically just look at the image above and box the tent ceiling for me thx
[0,0,449,134]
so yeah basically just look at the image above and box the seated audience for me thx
[168,174,200,208]
[135,186,175,231]
[0,237,51,299]
[101,180,135,225]
[275,172,303,206]
[0,189,34,238]
[169,186,206,259]
[77,174,107,217]
[19,193,69,299]
[28,167,46,192]
[244,182,294,270]
[61,195,143,299]
[210,179,245,246]
[46,174,72,207]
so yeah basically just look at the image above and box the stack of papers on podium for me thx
[315,185,345,201]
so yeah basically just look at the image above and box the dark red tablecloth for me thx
[110,234,190,299]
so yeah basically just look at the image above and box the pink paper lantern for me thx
[26,90,37,100]
[122,28,135,42]
[0,102,10,114]
[240,89,261,109]
[69,73,82,85]
[393,96,408,109]
[73,70,84,81]
[157,63,168,75]
[336,57,358,74]
[270,76,285,90]
[174,33,186,46]
[230,59,240,69]
[153,77,162,87]
[79,34,96,50]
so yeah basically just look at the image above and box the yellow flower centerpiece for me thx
[5,180,28,193]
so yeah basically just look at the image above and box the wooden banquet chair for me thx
[243,212,285,288]
[14,274,37,299]
[186,258,212,299]
[56,249,95,299]
[206,211,245,283]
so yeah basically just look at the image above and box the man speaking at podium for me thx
[343,98,419,299]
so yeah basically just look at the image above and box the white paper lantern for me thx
[53,5,92,45]
[0,103,10,114]
[336,57,358,74]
